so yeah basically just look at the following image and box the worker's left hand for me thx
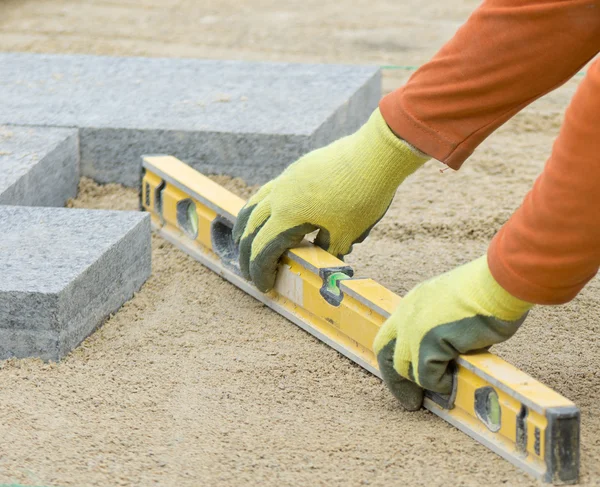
[373,255,533,411]
[231,109,428,293]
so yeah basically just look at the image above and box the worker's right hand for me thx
[373,255,533,411]
[232,108,429,293]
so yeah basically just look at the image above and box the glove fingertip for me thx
[252,265,277,293]
[238,219,268,281]
[393,380,424,412]
[377,339,424,411]
[250,223,316,293]
[314,228,353,261]
[232,204,256,245]
[238,235,253,281]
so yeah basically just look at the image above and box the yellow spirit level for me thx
[140,155,580,484]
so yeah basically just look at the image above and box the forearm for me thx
[381,0,600,168]
[488,58,600,305]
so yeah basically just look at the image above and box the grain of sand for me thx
[1,1,599,486]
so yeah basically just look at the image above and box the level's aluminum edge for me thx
[424,398,546,480]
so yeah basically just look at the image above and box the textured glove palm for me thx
[373,256,533,411]
[232,108,429,292]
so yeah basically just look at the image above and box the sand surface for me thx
[1,1,599,486]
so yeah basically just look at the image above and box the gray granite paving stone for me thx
[0,206,151,360]
[0,53,379,358]
[0,53,381,185]
[0,125,79,207]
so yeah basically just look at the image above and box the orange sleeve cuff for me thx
[487,234,597,306]
[379,92,471,170]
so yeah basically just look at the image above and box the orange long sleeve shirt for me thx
[380,0,600,304]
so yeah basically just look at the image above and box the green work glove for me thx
[231,108,429,292]
[373,256,533,411]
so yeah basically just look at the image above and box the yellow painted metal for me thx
[289,244,347,269]
[143,155,245,219]
[140,155,579,484]
[271,255,380,371]
[461,353,574,409]
[341,278,402,314]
